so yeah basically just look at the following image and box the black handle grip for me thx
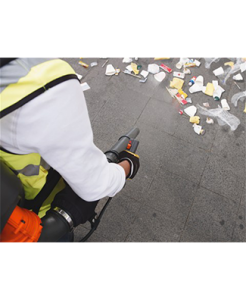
[105,128,140,163]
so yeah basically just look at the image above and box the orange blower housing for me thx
[0,206,43,242]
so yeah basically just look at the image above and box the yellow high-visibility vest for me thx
[0,58,79,217]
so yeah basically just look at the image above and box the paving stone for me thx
[2,57,245,244]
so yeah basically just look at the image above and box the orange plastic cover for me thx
[0,206,43,242]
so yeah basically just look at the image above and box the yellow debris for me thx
[244,103,246,113]
[170,78,184,90]
[154,57,170,60]
[131,64,139,74]
[178,89,188,99]
[226,62,234,67]
[190,117,200,125]
[204,82,214,96]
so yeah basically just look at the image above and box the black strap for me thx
[0,146,22,155]
[0,74,79,119]
[0,58,17,68]
[24,168,61,214]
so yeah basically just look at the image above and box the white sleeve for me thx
[15,79,126,201]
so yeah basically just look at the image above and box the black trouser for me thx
[38,184,99,242]
[52,184,99,227]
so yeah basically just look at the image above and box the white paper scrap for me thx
[184,105,197,117]
[173,71,185,79]
[76,73,83,80]
[240,62,246,73]
[221,99,230,111]
[140,70,149,78]
[105,64,116,75]
[233,73,243,81]
[213,67,224,76]
[154,72,166,82]
[194,59,201,67]
[193,124,201,134]
[148,64,159,74]
[80,82,90,92]
[122,57,132,63]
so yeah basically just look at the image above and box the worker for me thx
[0,58,140,242]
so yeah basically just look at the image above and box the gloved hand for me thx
[118,150,140,179]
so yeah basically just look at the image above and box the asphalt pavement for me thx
[63,57,245,242]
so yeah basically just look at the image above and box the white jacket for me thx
[0,79,125,201]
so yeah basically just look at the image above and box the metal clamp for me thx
[53,207,74,230]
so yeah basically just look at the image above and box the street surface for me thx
[63,57,245,242]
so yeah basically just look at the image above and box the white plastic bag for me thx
[231,91,246,107]
[204,58,220,69]
[197,105,240,131]
[218,58,244,85]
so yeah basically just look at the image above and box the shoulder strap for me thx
[0,58,17,68]
[24,168,61,214]
[0,74,79,119]
[0,146,21,155]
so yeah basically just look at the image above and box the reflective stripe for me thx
[15,164,40,176]
[0,150,41,170]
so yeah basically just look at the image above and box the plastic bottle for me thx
[189,76,196,86]
[213,86,224,101]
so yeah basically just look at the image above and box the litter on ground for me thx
[78,57,245,136]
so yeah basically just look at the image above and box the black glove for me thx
[118,150,140,179]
